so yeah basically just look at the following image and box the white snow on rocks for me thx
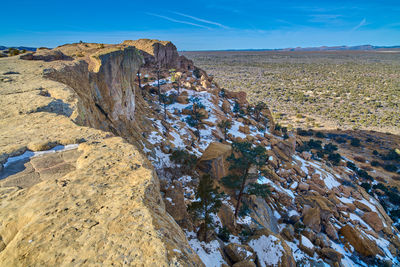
[3,144,79,168]
[185,231,227,267]
[301,235,314,249]
[248,235,283,267]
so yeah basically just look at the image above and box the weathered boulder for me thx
[248,196,279,234]
[354,200,372,212]
[198,108,209,119]
[225,90,248,105]
[20,50,72,62]
[239,125,250,134]
[222,100,231,113]
[299,235,315,257]
[297,182,310,191]
[319,247,343,263]
[247,229,295,267]
[272,137,295,162]
[197,142,232,180]
[177,95,189,104]
[324,221,339,241]
[302,206,321,232]
[339,225,383,257]
[362,212,384,232]
[224,243,256,263]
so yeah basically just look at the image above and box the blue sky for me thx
[1,0,399,50]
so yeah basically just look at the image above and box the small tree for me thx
[170,149,198,175]
[221,141,269,218]
[218,120,232,141]
[233,101,240,114]
[160,93,169,120]
[186,97,206,141]
[189,174,223,242]
[193,68,201,79]
[156,68,161,105]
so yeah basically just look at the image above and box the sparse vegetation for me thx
[221,141,269,218]
[183,51,400,134]
[188,174,223,242]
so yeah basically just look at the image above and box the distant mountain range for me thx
[0,46,36,51]
[182,44,400,52]
[276,45,400,52]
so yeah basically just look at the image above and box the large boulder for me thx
[163,181,193,230]
[299,235,315,257]
[319,247,343,264]
[197,142,232,180]
[339,225,383,257]
[248,196,279,234]
[222,100,231,113]
[225,90,248,105]
[302,206,321,232]
[362,212,384,232]
[224,243,256,264]
[247,229,295,267]
[272,136,295,162]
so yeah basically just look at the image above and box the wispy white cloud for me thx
[146,13,210,29]
[352,18,367,31]
[173,12,230,29]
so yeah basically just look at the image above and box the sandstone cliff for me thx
[0,43,203,266]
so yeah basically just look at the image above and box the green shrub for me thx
[328,153,341,165]
[360,182,371,193]
[346,161,357,171]
[350,138,361,147]
[370,160,380,167]
[383,164,398,173]
[217,226,231,242]
[193,68,201,79]
[324,143,338,153]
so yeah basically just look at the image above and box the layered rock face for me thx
[44,46,141,138]
[0,42,203,266]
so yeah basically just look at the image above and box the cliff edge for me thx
[0,43,203,266]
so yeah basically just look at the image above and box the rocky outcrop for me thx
[0,138,203,266]
[0,46,203,266]
[123,39,194,70]
[20,49,73,61]
[44,46,141,139]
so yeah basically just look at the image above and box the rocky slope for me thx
[0,39,399,267]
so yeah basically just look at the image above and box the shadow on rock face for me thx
[34,99,73,117]
[0,157,31,181]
